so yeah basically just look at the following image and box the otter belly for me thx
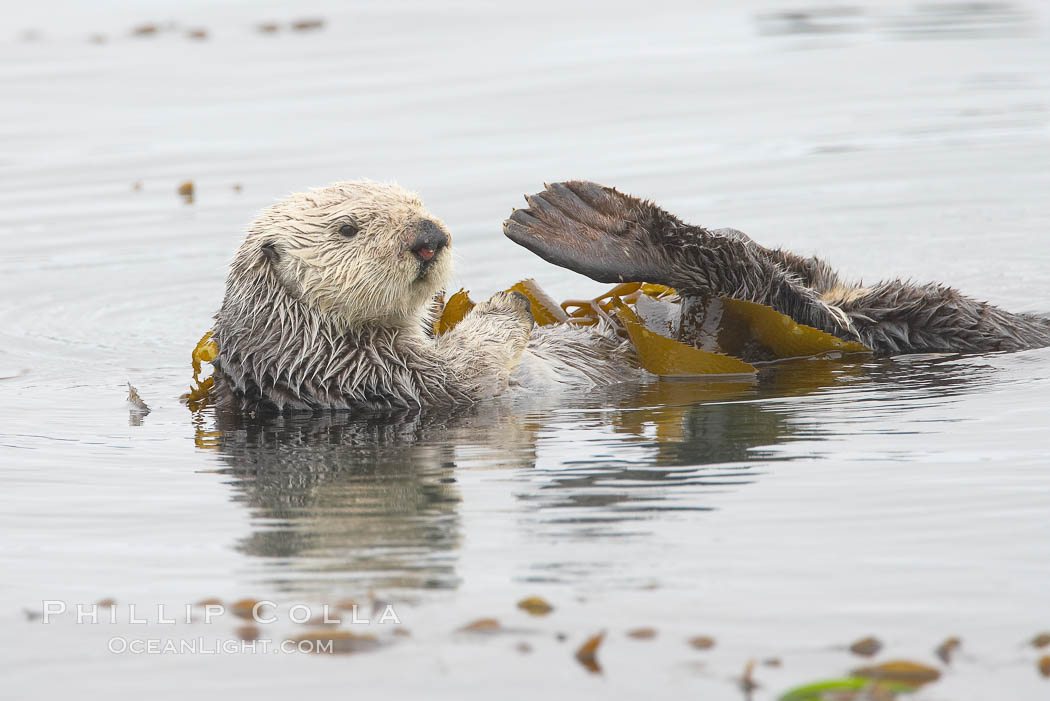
[511,323,639,390]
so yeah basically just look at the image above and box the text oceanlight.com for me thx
[107,637,336,655]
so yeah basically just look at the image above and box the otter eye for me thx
[338,222,359,238]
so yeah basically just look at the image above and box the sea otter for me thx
[504,181,1050,356]
[210,180,1048,413]
[210,181,632,413]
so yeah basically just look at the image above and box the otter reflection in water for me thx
[203,355,989,594]
[215,409,463,593]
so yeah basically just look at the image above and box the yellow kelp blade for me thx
[850,660,941,687]
[616,305,756,376]
[184,376,214,404]
[435,281,572,333]
[191,331,217,376]
[721,297,871,358]
[434,289,475,335]
[559,282,678,330]
[638,283,675,299]
[183,331,219,408]
[508,279,568,326]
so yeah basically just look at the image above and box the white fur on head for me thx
[237,180,453,330]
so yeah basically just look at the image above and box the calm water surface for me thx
[2,1,1049,698]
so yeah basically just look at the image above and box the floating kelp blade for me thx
[458,617,501,633]
[617,305,757,376]
[850,660,941,686]
[561,281,675,329]
[434,289,475,335]
[508,279,568,326]
[183,331,218,408]
[575,631,605,674]
[516,596,554,616]
[544,279,867,364]
[721,297,871,358]
[192,331,218,374]
[848,635,882,657]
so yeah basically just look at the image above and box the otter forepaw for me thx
[478,290,535,327]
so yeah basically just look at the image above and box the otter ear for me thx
[260,242,279,264]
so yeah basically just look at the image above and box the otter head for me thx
[232,180,453,330]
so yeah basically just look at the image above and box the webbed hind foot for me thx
[503,181,681,286]
[504,181,853,342]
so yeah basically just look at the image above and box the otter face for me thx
[241,180,454,329]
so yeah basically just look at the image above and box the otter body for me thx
[210,180,1047,413]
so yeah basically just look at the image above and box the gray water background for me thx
[2,1,1049,698]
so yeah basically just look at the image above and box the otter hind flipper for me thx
[503,181,675,286]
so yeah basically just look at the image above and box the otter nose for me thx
[410,220,449,263]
